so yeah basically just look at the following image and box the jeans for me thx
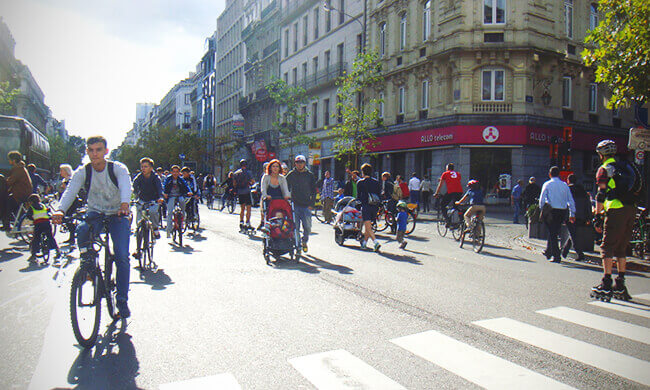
[410,190,420,206]
[76,212,131,303]
[166,196,187,234]
[294,206,312,244]
[512,199,521,223]
[544,208,567,261]
[136,202,160,230]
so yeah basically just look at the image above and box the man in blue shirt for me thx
[27,164,47,194]
[511,179,523,224]
[539,166,576,263]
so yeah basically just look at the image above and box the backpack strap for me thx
[83,161,119,193]
[107,161,119,188]
[84,163,93,193]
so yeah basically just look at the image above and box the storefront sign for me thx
[629,127,650,151]
[251,139,268,162]
[367,125,628,153]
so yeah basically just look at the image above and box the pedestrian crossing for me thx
[158,296,650,389]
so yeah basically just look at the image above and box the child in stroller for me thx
[333,196,363,246]
[261,199,301,264]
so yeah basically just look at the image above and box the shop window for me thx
[484,0,506,25]
[562,76,572,108]
[481,69,505,101]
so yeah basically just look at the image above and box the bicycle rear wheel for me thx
[70,266,101,348]
[472,220,485,253]
[375,210,389,232]
[405,212,416,235]
[227,199,236,214]
[16,213,34,243]
[313,207,324,223]
[104,252,119,321]
[39,232,50,263]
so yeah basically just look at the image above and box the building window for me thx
[339,0,345,24]
[323,98,330,126]
[379,22,387,57]
[589,3,598,30]
[185,94,191,104]
[325,50,331,70]
[564,0,573,38]
[357,34,363,55]
[398,87,405,114]
[422,0,431,41]
[293,22,298,51]
[562,76,572,108]
[481,69,505,101]
[421,80,429,109]
[379,92,384,118]
[284,30,289,57]
[337,43,344,64]
[312,102,318,129]
[484,0,506,24]
[313,56,319,77]
[336,96,342,122]
[588,83,597,113]
[314,8,320,39]
[184,112,191,124]
[292,67,298,84]
[326,9,331,32]
[302,62,308,80]
[612,107,620,117]
[303,15,309,46]
[283,72,288,83]
[300,106,307,130]
[399,13,407,51]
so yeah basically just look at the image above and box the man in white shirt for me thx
[539,166,576,263]
[408,172,421,209]
[53,136,134,318]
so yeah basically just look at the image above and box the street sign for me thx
[628,127,650,151]
[635,150,645,165]
[179,153,186,160]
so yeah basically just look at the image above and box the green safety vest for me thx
[31,205,50,221]
[601,157,623,211]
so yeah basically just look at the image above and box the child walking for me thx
[396,201,408,249]
[27,193,60,264]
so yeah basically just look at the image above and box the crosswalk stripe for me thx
[391,330,574,389]
[159,373,241,390]
[589,300,650,319]
[537,306,650,344]
[474,317,650,387]
[288,349,406,390]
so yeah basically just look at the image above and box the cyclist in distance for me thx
[455,179,486,241]
[434,163,463,221]
[219,171,235,211]
[132,157,164,242]
[53,136,133,318]
[162,165,192,238]
[203,174,216,200]
[181,167,199,222]
[233,159,254,231]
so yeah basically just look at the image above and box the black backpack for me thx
[606,157,642,205]
[81,162,119,200]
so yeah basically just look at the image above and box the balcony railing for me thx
[472,103,512,113]
[291,62,347,91]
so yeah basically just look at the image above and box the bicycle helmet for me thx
[240,159,247,166]
[596,140,617,156]
[397,200,408,209]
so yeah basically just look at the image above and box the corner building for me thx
[362,0,633,194]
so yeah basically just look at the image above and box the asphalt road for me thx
[0,204,648,389]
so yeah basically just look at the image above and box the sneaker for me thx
[116,300,131,319]
[302,243,308,253]
[360,241,367,250]
[374,242,381,252]
[399,241,407,249]
[575,254,586,262]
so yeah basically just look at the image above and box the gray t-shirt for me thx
[59,161,133,215]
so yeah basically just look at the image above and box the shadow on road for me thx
[67,319,141,389]
[134,267,174,290]
[0,248,22,263]
[480,250,534,263]
[168,243,196,254]
[19,261,48,273]
[300,254,354,274]
[561,261,648,278]
[187,231,207,242]
[378,251,422,265]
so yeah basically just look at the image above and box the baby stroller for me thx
[333,196,363,246]
[261,199,301,264]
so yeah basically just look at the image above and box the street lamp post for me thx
[323,0,367,54]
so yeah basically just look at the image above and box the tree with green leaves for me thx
[266,78,314,157]
[48,134,83,171]
[582,0,650,108]
[0,81,20,115]
[328,51,384,169]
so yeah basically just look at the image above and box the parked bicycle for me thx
[69,214,120,348]
[630,206,650,259]
[373,200,416,234]
[132,201,158,270]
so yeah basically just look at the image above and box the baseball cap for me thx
[295,155,306,162]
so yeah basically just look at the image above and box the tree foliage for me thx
[112,125,208,172]
[267,78,314,155]
[48,135,83,171]
[328,51,384,168]
[582,0,650,108]
[0,81,20,115]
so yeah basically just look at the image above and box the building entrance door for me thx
[470,148,511,195]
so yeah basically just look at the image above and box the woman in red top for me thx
[396,175,410,200]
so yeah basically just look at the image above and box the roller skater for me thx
[590,276,613,302]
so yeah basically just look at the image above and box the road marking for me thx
[589,300,650,319]
[538,306,650,344]
[159,373,241,390]
[288,349,406,390]
[474,317,650,387]
[391,330,573,390]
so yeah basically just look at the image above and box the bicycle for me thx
[7,202,34,243]
[373,201,395,233]
[185,197,200,231]
[459,212,486,253]
[170,197,184,246]
[630,206,649,259]
[69,214,120,348]
[220,189,237,214]
[205,189,215,210]
[133,201,158,270]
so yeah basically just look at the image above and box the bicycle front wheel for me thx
[104,252,119,321]
[139,226,148,269]
[70,266,101,349]
[405,212,416,235]
[16,213,34,243]
[472,220,485,253]
[437,210,448,237]
[375,210,389,232]
[313,207,324,223]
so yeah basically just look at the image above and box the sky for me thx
[1,0,225,148]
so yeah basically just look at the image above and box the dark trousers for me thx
[421,191,431,212]
[563,220,584,257]
[545,208,567,260]
[31,222,59,255]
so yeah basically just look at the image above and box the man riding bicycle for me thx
[162,166,192,238]
[181,167,199,222]
[434,163,463,222]
[132,157,164,246]
[53,136,133,318]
